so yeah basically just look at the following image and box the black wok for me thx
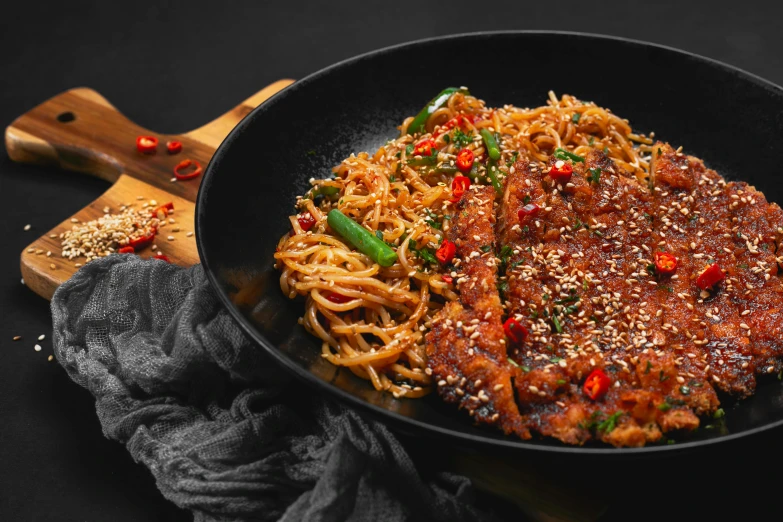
[196,31,783,456]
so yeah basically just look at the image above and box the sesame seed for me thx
[38,335,45,341]
[49,264,56,270]
[23,224,31,231]
[13,336,21,341]
[48,355,54,362]
[34,344,41,352]
[167,236,175,241]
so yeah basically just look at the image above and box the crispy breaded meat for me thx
[428,144,783,447]
[426,185,530,438]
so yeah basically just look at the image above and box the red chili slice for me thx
[518,203,540,223]
[442,274,453,284]
[136,135,158,154]
[297,212,316,232]
[166,141,182,154]
[435,240,456,264]
[549,160,573,183]
[654,252,678,275]
[151,202,175,219]
[173,159,203,180]
[450,175,471,202]
[413,139,437,157]
[325,292,353,303]
[153,253,171,263]
[455,148,475,173]
[583,368,611,400]
[503,318,528,344]
[118,246,135,254]
[128,230,156,251]
[433,114,475,139]
[696,263,725,290]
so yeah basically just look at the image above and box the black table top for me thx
[3,1,783,520]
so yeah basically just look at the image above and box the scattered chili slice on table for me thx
[297,212,316,232]
[503,318,528,344]
[583,368,611,400]
[325,292,353,303]
[153,253,171,263]
[696,263,725,290]
[118,246,135,254]
[173,159,203,180]
[136,135,158,154]
[435,240,456,264]
[166,141,182,154]
[152,201,175,219]
[654,251,678,275]
[455,149,474,173]
[450,175,471,202]
[413,139,437,157]
[549,160,573,183]
[129,230,156,251]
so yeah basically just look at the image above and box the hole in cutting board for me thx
[56,111,75,123]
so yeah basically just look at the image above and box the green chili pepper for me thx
[436,164,459,175]
[480,129,501,160]
[485,159,503,196]
[406,155,439,167]
[407,87,469,136]
[553,147,585,163]
[327,210,397,267]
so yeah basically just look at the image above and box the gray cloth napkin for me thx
[50,255,500,522]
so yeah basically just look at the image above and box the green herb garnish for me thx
[552,314,563,334]
[553,147,585,163]
[572,113,581,124]
[588,167,601,184]
[597,411,623,433]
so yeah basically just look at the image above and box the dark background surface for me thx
[2,1,783,521]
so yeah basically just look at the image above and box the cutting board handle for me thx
[4,80,294,199]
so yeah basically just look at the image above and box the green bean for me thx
[485,159,503,196]
[479,129,501,161]
[326,210,397,267]
[407,87,469,136]
[436,164,459,175]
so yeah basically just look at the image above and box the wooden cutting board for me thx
[5,80,294,300]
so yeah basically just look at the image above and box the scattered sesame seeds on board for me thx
[23,224,31,231]
[13,336,21,341]
[38,335,45,341]
[34,344,41,352]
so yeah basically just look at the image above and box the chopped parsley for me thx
[587,167,601,184]
[646,263,657,276]
[424,209,442,230]
[407,239,438,265]
[588,136,595,146]
[523,195,531,205]
[375,230,384,241]
[645,361,653,374]
[597,411,623,433]
[505,151,519,167]
[550,357,563,363]
[452,129,473,149]
[507,358,520,368]
[679,385,691,396]
[522,365,531,372]
[480,245,492,253]
[553,147,585,163]
[583,280,589,291]
[389,174,396,182]
[405,144,414,155]
[443,134,450,143]
[552,314,563,334]
[659,285,673,293]
[571,112,581,124]
[603,146,609,155]
[713,408,725,419]
[542,293,550,301]
[554,293,580,305]
[738,263,749,269]
[657,147,662,156]
[659,370,669,382]
[657,402,672,412]
[497,279,509,295]
[556,379,567,385]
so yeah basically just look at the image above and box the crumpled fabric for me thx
[50,255,500,522]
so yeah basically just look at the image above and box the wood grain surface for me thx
[5,80,294,299]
